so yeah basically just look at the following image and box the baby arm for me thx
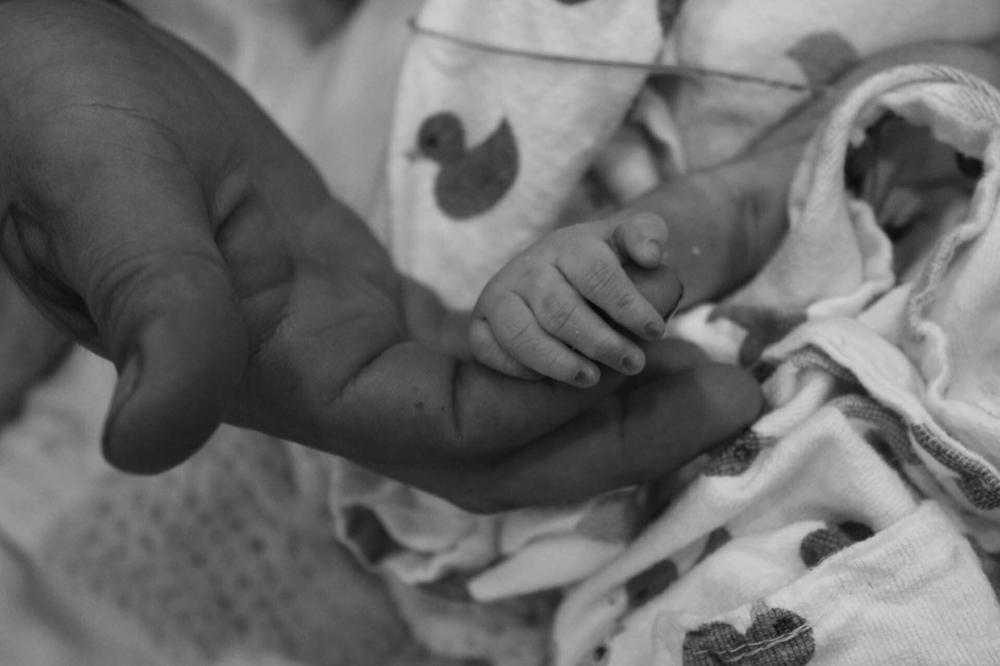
[471,36,1000,391]
[470,213,682,387]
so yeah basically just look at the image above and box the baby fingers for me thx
[529,279,648,377]
[469,316,541,380]
[472,290,609,387]
[611,211,669,269]
[557,239,666,342]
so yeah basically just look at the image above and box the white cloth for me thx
[328,6,1000,665]
[553,64,1000,665]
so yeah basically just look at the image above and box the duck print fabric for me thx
[376,0,662,309]
[414,113,519,220]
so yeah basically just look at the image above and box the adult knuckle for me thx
[94,250,223,330]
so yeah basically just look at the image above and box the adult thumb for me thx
[3,163,249,474]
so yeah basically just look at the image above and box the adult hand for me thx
[0,0,761,512]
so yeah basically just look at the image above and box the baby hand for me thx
[470,213,682,387]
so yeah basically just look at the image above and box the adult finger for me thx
[477,362,761,509]
[642,336,709,374]
[2,151,248,474]
[281,255,686,462]
[375,359,762,512]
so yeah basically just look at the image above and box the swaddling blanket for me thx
[327,1,1000,664]
[552,63,1000,666]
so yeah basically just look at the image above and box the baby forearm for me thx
[679,39,1000,304]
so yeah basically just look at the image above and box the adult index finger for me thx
[372,359,762,512]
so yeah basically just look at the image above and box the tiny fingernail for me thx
[621,354,643,374]
[573,368,598,387]
[644,321,665,341]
